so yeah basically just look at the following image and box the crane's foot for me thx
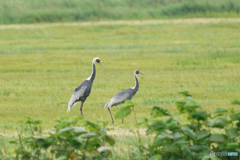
[81,112,84,118]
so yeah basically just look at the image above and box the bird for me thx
[105,70,144,124]
[67,57,104,117]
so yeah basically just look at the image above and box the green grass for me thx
[0,0,240,24]
[0,19,240,154]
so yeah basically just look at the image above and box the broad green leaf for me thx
[208,119,215,126]
[172,111,182,116]
[182,145,194,160]
[175,99,186,111]
[162,144,179,153]
[124,99,134,105]
[182,127,196,140]
[226,142,239,149]
[25,116,33,123]
[191,111,210,121]
[22,135,32,140]
[169,155,182,160]
[232,99,240,105]
[46,137,55,143]
[175,139,189,145]
[9,140,17,144]
[173,132,184,139]
[33,135,43,139]
[58,127,73,134]
[202,155,221,160]
[56,156,67,160]
[150,154,162,160]
[85,120,101,130]
[184,100,200,110]
[212,118,228,128]
[150,106,171,117]
[190,145,203,152]
[32,118,42,125]
[155,130,173,141]
[70,137,82,149]
[36,139,48,148]
[105,135,115,146]
[147,119,166,131]
[196,130,211,141]
[214,107,228,114]
[117,100,134,108]
[166,121,179,131]
[177,89,189,96]
[31,148,39,156]
[87,138,101,150]
[114,107,131,119]
[73,126,87,135]
[227,128,239,139]
[229,113,240,121]
[137,117,148,125]
[209,134,225,143]
[81,132,100,138]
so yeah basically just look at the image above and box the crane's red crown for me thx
[96,59,100,63]
[136,70,139,74]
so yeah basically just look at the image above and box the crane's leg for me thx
[80,102,84,117]
[108,108,114,124]
[122,119,124,124]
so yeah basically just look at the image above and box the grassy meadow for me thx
[0,0,240,24]
[0,19,240,153]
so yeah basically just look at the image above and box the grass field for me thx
[0,0,240,24]
[0,18,240,153]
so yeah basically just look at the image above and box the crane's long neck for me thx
[88,61,96,83]
[132,73,139,95]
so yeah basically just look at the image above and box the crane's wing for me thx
[105,93,129,109]
[67,85,87,113]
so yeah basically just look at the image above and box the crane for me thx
[105,70,144,124]
[67,57,104,117]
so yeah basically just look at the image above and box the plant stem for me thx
[17,129,24,150]
[83,138,89,160]
[29,123,34,135]
[132,107,142,153]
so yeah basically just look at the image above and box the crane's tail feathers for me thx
[67,95,76,113]
[104,99,113,109]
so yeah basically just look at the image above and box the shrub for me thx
[115,90,240,160]
[4,116,115,160]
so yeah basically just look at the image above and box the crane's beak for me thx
[139,71,144,75]
[99,62,104,67]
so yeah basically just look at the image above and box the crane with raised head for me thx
[105,70,144,124]
[67,57,104,117]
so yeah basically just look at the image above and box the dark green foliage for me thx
[120,91,240,160]
[114,100,134,119]
[3,91,240,159]
[5,116,115,159]
[0,0,240,24]
[232,99,240,105]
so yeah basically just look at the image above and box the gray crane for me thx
[67,57,104,117]
[105,70,144,124]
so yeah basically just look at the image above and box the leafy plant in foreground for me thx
[5,116,115,160]
[116,91,240,160]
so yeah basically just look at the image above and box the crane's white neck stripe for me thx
[86,58,97,81]
[130,72,137,89]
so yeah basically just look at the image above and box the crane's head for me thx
[135,70,144,75]
[93,57,104,67]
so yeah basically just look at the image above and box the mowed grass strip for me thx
[0,20,240,134]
